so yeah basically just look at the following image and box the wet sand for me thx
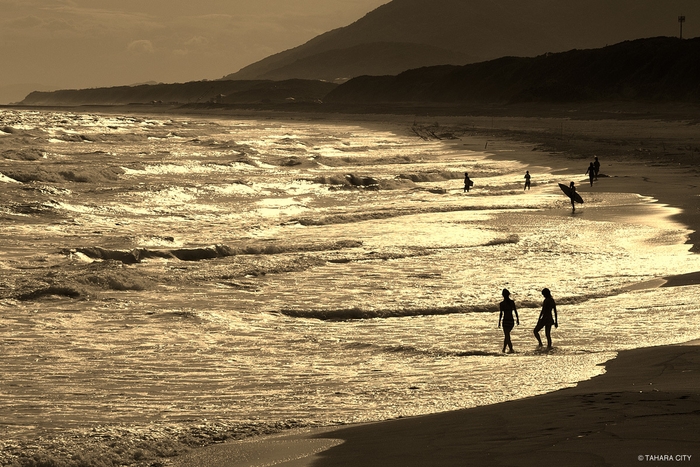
[309,341,700,467]
[7,103,699,465]
[170,341,700,467]
[156,107,700,466]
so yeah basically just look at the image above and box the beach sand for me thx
[162,108,700,466]
[6,103,695,465]
[170,342,700,467]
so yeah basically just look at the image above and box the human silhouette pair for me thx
[498,288,558,353]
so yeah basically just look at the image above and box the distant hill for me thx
[225,0,700,82]
[324,37,700,105]
[17,37,700,110]
[19,79,337,106]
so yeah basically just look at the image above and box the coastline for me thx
[4,104,699,465]
[170,341,700,467]
[155,108,700,466]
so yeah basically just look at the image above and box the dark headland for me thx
[17,37,700,114]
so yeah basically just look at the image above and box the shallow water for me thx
[1,109,700,465]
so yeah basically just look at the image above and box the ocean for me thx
[1,109,699,465]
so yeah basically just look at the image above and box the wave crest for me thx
[64,239,364,264]
[279,304,495,320]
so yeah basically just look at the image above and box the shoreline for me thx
[154,108,700,466]
[4,105,699,465]
[154,108,700,467]
[8,102,697,255]
[170,340,700,467]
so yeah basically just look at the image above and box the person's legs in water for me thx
[533,321,544,347]
[544,324,553,349]
[503,325,514,353]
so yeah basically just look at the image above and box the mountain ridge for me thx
[324,36,700,105]
[16,37,700,109]
[224,0,700,82]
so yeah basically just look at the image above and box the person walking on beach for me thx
[524,170,531,190]
[569,181,577,212]
[585,162,595,187]
[593,156,600,180]
[498,288,519,353]
[533,288,557,349]
[464,172,472,193]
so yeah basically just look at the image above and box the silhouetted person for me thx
[569,181,577,212]
[533,288,558,349]
[524,170,531,190]
[464,172,472,192]
[593,156,600,180]
[585,162,595,186]
[498,288,519,353]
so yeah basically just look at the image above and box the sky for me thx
[0,0,389,100]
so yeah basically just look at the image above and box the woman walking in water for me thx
[498,288,519,353]
[585,162,595,187]
[533,288,558,349]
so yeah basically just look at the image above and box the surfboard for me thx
[558,183,583,204]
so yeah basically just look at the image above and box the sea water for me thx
[1,109,700,464]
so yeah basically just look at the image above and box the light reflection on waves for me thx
[3,109,700,464]
[291,205,540,226]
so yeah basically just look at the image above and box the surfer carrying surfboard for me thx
[498,288,519,353]
[533,288,558,350]
[558,181,583,212]
[463,172,473,192]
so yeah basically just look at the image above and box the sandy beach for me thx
[155,106,700,467]
[170,341,700,467]
[2,103,699,466]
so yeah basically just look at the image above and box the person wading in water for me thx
[498,288,520,353]
[533,288,558,349]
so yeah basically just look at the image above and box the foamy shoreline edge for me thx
[152,109,700,466]
[6,105,698,466]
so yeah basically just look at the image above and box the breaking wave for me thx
[341,341,500,358]
[65,239,364,264]
[291,205,531,227]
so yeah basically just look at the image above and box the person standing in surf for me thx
[524,170,531,190]
[533,288,558,349]
[585,162,595,187]
[498,288,519,353]
[593,156,600,180]
[464,172,472,192]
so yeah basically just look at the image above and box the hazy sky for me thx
[0,0,389,91]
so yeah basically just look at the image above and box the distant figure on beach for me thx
[498,288,520,353]
[593,156,600,180]
[533,288,558,349]
[464,172,472,192]
[524,171,531,190]
[585,162,595,187]
[569,181,577,212]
